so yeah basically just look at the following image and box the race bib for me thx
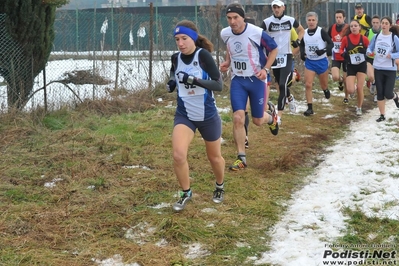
[307,44,319,59]
[376,44,389,59]
[178,84,205,97]
[231,57,253,76]
[271,54,287,69]
[349,53,365,65]
[333,42,341,53]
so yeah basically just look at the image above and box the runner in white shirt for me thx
[220,3,278,171]
[300,12,333,116]
[261,0,304,122]
[366,17,399,122]
[167,20,225,211]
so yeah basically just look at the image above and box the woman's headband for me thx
[174,26,198,42]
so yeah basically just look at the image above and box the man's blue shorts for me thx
[230,76,267,119]
[305,57,329,75]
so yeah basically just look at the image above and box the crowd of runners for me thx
[166,1,399,211]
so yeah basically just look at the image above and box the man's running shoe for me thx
[267,102,279,135]
[356,107,362,116]
[212,188,224,203]
[229,156,247,171]
[303,108,314,116]
[287,95,296,113]
[338,81,344,91]
[376,114,386,122]
[343,98,349,104]
[172,190,192,212]
[323,89,331,99]
[245,136,249,149]
[393,92,399,108]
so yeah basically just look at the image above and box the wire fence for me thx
[0,2,398,112]
[0,14,29,110]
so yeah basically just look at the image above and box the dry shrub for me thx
[75,88,157,115]
[61,70,111,85]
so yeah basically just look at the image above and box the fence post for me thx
[111,3,115,55]
[195,0,198,25]
[76,8,79,53]
[216,4,221,68]
[43,66,47,112]
[326,1,329,27]
[114,8,123,91]
[149,3,154,90]
[93,5,97,100]
[155,0,158,49]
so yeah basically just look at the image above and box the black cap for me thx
[355,3,363,8]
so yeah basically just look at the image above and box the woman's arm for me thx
[390,35,399,60]
[194,49,223,92]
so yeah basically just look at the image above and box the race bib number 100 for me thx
[233,61,247,70]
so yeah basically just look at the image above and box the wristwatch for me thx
[264,67,270,73]
[187,75,195,85]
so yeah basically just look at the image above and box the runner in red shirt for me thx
[328,9,349,103]
[339,19,370,116]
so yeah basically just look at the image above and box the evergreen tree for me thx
[0,0,68,109]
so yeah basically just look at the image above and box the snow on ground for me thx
[253,100,399,266]
[92,254,140,266]
[6,57,396,264]
[90,90,399,265]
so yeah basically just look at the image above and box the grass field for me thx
[0,75,392,265]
